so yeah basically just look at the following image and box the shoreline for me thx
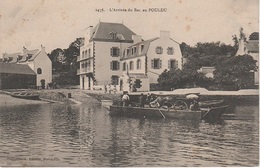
[0,89,258,107]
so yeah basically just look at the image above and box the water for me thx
[0,101,258,167]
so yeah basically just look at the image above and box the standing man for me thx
[139,93,145,107]
[122,91,130,107]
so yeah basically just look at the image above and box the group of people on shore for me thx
[104,84,117,94]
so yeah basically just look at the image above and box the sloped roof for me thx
[3,53,21,63]
[90,22,136,42]
[0,62,36,75]
[245,40,259,53]
[18,49,40,62]
[121,37,159,60]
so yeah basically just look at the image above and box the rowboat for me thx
[109,105,228,121]
[11,92,40,100]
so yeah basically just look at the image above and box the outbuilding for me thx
[0,62,36,89]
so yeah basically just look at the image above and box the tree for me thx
[64,37,84,64]
[214,55,257,90]
[181,42,236,71]
[49,37,84,86]
[157,67,213,91]
[249,32,259,40]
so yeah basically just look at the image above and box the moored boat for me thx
[11,92,40,100]
[109,105,228,121]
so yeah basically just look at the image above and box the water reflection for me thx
[0,102,258,167]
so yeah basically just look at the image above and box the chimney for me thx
[23,46,28,55]
[160,31,170,40]
[41,45,45,52]
[132,35,142,44]
[85,26,93,43]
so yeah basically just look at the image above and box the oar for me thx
[156,106,165,119]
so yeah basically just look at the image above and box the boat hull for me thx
[109,106,202,120]
[109,105,228,121]
[11,92,40,100]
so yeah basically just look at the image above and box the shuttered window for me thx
[167,47,174,55]
[156,46,163,54]
[152,59,161,69]
[111,47,120,57]
[168,59,178,69]
[110,61,120,70]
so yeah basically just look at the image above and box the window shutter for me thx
[168,60,171,69]
[151,59,154,69]
[159,59,162,69]
[110,48,113,56]
[110,61,113,70]
[117,48,120,56]
[175,60,178,69]
[117,62,120,70]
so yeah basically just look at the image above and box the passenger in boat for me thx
[146,93,151,104]
[190,100,200,111]
[122,92,130,107]
[139,93,145,107]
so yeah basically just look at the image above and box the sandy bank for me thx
[0,94,48,107]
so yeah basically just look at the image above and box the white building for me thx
[3,45,52,88]
[236,38,259,86]
[120,31,183,91]
[78,22,183,91]
[78,22,138,90]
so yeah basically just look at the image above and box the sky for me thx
[0,0,259,56]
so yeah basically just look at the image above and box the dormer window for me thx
[140,45,144,53]
[131,47,137,55]
[109,32,117,39]
[126,48,130,55]
[27,54,33,60]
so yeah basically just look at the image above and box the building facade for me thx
[120,31,183,91]
[2,45,52,88]
[78,22,183,91]
[78,22,138,90]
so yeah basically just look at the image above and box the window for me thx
[126,48,130,55]
[110,32,117,39]
[82,51,84,58]
[168,59,178,69]
[84,50,90,57]
[140,45,144,53]
[129,61,134,70]
[123,62,126,71]
[110,47,120,57]
[151,59,162,69]
[167,47,174,55]
[37,68,42,74]
[156,46,163,54]
[111,75,119,85]
[131,47,137,55]
[88,49,91,57]
[136,59,141,70]
[110,61,120,70]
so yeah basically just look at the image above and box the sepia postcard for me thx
[0,0,259,167]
